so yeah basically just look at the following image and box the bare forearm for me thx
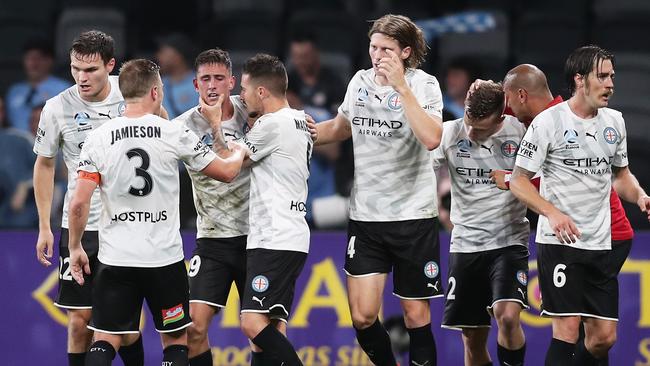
[68,201,89,251]
[210,124,231,157]
[398,87,442,150]
[315,116,351,146]
[33,160,55,231]
[614,170,647,203]
[510,175,556,217]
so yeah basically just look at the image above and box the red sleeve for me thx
[531,177,541,191]
[78,171,101,185]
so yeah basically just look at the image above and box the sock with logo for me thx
[251,324,303,366]
[68,352,86,366]
[354,318,397,366]
[118,334,144,366]
[574,339,600,366]
[85,341,115,366]
[189,349,212,366]
[162,345,189,366]
[497,343,525,366]
[545,338,575,366]
[407,323,437,366]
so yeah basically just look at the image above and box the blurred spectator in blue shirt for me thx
[5,39,70,132]
[442,57,482,119]
[156,33,197,119]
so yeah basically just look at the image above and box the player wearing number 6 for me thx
[66,59,246,365]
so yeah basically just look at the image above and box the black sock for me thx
[407,323,436,366]
[68,352,86,366]
[545,338,575,366]
[163,345,189,366]
[251,351,282,366]
[497,343,525,366]
[189,349,213,366]
[85,341,115,366]
[354,318,397,366]
[251,324,303,366]
[574,339,599,366]
[480,363,493,366]
[118,334,144,366]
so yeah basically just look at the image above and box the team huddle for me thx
[32,13,650,366]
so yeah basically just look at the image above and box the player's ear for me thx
[105,58,116,73]
[229,75,235,91]
[574,74,584,89]
[193,78,199,92]
[400,46,411,60]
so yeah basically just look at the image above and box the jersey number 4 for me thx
[126,148,154,196]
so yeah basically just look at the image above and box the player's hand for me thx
[228,141,248,158]
[466,79,493,100]
[199,94,225,125]
[36,229,54,266]
[638,194,650,222]
[379,49,407,92]
[547,208,581,244]
[306,114,318,142]
[69,246,90,286]
[489,170,510,190]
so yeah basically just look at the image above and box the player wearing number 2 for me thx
[510,46,650,365]
[67,59,245,365]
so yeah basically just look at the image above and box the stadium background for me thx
[1,0,649,364]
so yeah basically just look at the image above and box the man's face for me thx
[70,52,114,102]
[24,49,53,83]
[446,68,471,100]
[240,74,262,119]
[582,58,615,109]
[369,32,409,77]
[156,45,185,75]
[465,112,504,142]
[290,41,319,77]
[194,63,234,105]
[503,85,532,123]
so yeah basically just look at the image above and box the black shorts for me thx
[54,228,99,309]
[345,218,443,299]
[610,239,632,277]
[89,260,191,334]
[537,243,619,320]
[240,249,307,321]
[189,236,247,308]
[442,245,529,329]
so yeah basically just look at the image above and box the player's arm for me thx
[200,142,246,182]
[490,170,540,191]
[67,173,97,285]
[33,155,56,266]
[198,95,232,157]
[315,113,352,145]
[510,166,581,243]
[380,49,442,150]
[613,165,650,221]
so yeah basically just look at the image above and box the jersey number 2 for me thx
[126,148,153,196]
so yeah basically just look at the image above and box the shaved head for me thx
[503,64,550,96]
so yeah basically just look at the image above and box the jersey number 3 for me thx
[126,148,154,196]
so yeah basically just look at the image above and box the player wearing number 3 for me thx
[66,59,245,365]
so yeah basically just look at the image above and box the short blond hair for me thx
[118,59,161,100]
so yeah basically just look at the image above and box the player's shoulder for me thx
[409,68,439,85]
[173,106,200,124]
[441,117,465,143]
[503,115,526,135]
[42,85,76,116]
[351,69,373,85]
[599,107,624,121]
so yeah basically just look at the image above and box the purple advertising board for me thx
[2,230,650,365]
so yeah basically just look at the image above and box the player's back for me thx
[79,113,214,267]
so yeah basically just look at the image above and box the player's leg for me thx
[67,309,93,365]
[492,302,525,366]
[118,332,144,366]
[576,318,616,365]
[160,329,190,366]
[241,312,302,365]
[461,328,491,366]
[85,332,121,366]
[187,303,218,365]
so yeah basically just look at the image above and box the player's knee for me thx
[240,315,263,339]
[68,312,91,341]
[462,330,487,353]
[187,321,208,345]
[350,311,377,330]
[588,330,617,354]
[495,310,520,334]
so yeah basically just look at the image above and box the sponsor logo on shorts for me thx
[161,304,185,326]
[252,275,269,292]
[516,270,528,286]
[424,261,439,279]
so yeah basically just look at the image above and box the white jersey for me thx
[433,116,530,253]
[174,96,251,238]
[339,68,443,222]
[33,75,123,230]
[77,114,216,267]
[515,102,628,250]
[241,108,311,253]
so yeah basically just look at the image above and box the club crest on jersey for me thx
[252,275,269,292]
[424,261,439,279]
[516,270,528,286]
[118,101,126,116]
[603,127,618,144]
[387,92,402,111]
[161,304,185,326]
[75,112,92,132]
[501,140,519,157]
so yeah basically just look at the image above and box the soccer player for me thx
[510,46,650,365]
[236,53,312,366]
[173,48,252,366]
[32,30,145,366]
[433,81,529,366]
[315,14,443,366]
[67,58,246,366]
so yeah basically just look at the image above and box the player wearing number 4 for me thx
[67,59,246,366]
[315,14,443,366]
[433,81,529,366]
[510,46,650,365]
[32,30,147,366]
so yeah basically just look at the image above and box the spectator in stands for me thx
[442,57,482,119]
[5,39,70,132]
[156,33,197,119]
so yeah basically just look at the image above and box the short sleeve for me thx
[337,71,362,120]
[413,74,443,118]
[612,116,628,168]
[242,116,280,162]
[176,127,217,171]
[77,135,99,174]
[33,100,61,157]
[514,116,551,174]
